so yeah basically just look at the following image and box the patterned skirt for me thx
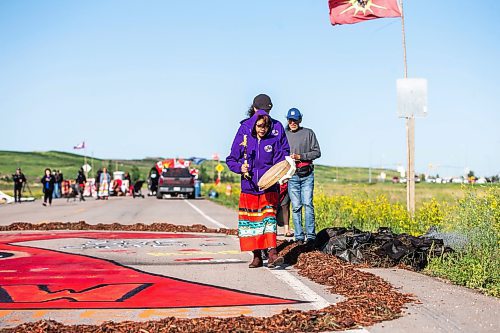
[238,191,278,251]
[99,181,109,197]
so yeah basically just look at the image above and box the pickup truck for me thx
[156,168,195,199]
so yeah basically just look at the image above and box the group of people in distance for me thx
[227,94,321,269]
[12,166,126,206]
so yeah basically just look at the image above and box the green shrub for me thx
[426,187,499,296]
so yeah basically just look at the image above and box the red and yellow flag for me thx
[329,0,401,25]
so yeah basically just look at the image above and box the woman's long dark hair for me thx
[247,105,255,118]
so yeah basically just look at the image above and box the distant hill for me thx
[0,150,155,183]
[0,150,399,185]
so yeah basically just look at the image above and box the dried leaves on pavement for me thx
[0,223,415,332]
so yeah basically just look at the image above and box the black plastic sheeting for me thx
[315,227,453,270]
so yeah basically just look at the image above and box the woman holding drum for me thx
[226,94,290,268]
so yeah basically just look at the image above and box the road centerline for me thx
[268,268,331,310]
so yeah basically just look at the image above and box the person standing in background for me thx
[57,170,64,198]
[13,168,26,203]
[99,167,111,200]
[41,168,56,206]
[53,170,61,199]
[285,108,321,246]
[276,182,293,238]
[76,168,87,201]
[95,168,102,199]
[124,171,132,195]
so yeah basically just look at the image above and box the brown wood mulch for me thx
[0,221,238,235]
[0,222,416,333]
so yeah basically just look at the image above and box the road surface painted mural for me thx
[0,232,299,310]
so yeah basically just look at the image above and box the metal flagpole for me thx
[84,141,88,179]
[400,0,415,215]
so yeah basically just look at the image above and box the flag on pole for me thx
[73,141,85,150]
[329,0,401,25]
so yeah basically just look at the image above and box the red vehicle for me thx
[156,168,195,199]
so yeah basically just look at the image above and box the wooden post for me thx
[400,0,415,215]
[406,115,415,214]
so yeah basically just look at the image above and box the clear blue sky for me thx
[1,1,499,177]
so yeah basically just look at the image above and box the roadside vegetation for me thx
[426,188,499,296]
[206,182,499,297]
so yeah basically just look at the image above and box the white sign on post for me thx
[397,78,428,118]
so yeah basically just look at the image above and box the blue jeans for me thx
[53,183,60,198]
[288,172,315,241]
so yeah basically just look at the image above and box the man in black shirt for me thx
[12,168,26,203]
[76,169,87,201]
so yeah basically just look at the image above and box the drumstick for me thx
[240,134,250,179]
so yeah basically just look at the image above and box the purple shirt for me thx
[226,110,290,195]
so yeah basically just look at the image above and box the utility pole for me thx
[398,0,426,216]
[406,115,415,214]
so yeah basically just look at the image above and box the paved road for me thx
[0,197,498,332]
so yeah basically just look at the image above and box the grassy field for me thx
[317,182,475,208]
[314,164,399,183]
[204,181,489,211]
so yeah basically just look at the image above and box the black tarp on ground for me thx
[315,227,453,270]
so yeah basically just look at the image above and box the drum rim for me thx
[258,160,291,190]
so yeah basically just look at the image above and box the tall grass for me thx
[314,193,450,235]
[426,188,499,296]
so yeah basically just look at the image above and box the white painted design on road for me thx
[269,269,330,310]
[183,200,228,229]
[147,250,240,256]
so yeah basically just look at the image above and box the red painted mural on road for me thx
[0,232,299,309]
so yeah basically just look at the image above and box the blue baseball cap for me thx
[286,108,302,120]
